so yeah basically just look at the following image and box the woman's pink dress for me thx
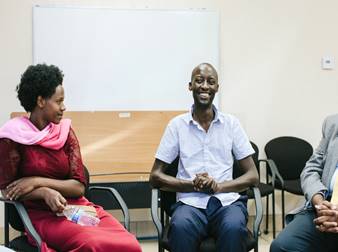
[0,128,141,252]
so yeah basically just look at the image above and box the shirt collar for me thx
[183,104,223,124]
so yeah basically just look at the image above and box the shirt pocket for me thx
[208,137,233,163]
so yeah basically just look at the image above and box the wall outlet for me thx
[321,56,335,70]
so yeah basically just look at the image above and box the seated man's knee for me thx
[170,216,195,236]
[168,216,203,252]
[270,238,285,252]
[170,205,202,236]
[220,218,247,238]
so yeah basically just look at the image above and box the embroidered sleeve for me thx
[0,139,21,189]
[64,128,87,186]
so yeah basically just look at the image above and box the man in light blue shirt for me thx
[149,63,258,252]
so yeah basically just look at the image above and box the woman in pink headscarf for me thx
[0,64,141,252]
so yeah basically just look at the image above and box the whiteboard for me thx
[33,6,219,110]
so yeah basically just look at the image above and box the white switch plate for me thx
[118,112,131,118]
[321,56,335,70]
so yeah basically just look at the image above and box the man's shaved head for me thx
[191,63,218,82]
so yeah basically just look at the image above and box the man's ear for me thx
[215,83,219,92]
[188,82,192,91]
[36,96,45,108]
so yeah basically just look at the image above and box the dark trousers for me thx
[270,209,338,252]
[168,196,248,252]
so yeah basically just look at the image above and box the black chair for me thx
[151,157,263,252]
[264,136,313,228]
[248,141,276,238]
[0,166,130,252]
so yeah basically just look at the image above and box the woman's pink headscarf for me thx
[0,116,71,150]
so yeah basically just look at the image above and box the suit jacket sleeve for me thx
[301,117,331,202]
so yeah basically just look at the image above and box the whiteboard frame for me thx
[33,6,220,111]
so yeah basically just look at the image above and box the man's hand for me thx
[315,200,336,214]
[314,208,338,233]
[314,200,338,233]
[193,173,218,194]
[42,187,67,213]
[5,177,40,200]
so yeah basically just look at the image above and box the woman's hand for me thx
[42,187,67,213]
[5,177,40,200]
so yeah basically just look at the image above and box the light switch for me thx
[321,56,335,70]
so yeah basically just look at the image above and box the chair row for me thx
[251,137,313,238]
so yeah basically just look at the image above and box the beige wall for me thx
[1,0,338,227]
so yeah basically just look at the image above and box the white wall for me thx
[218,0,338,216]
[220,0,338,149]
[1,0,338,227]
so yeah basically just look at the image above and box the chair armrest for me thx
[0,197,42,251]
[150,188,163,239]
[259,159,284,188]
[88,186,130,231]
[250,187,263,242]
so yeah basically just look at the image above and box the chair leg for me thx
[281,189,285,228]
[264,194,269,234]
[4,203,9,247]
[272,190,276,238]
[159,242,164,252]
[158,238,164,252]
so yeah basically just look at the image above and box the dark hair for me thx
[16,64,64,112]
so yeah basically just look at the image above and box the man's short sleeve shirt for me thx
[155,106,254,209]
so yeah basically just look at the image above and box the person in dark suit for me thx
[271,114,338,252]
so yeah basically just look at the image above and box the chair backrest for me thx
[250,141,259,171]
[161,157,179,217]
[6,204,25,232]
[264,136,313,180]
[81,165,129,210]
[233,141,258,179]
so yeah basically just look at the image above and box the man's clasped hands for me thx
[314,199,338,233]
[193,173,219,194]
